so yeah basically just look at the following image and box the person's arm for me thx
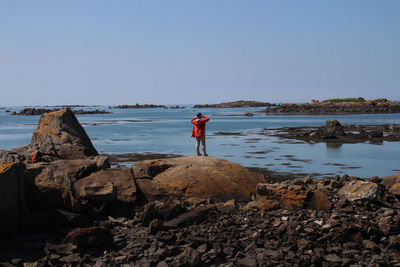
[191,117,197,124]
[201,115,209,122]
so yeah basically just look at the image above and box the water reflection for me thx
[326,142,343,157]
[326,143,343,150]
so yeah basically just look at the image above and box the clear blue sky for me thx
[1,1,399,105]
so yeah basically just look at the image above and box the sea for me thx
[1,106,399,178]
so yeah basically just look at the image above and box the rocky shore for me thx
[263,98,400,115]
[11,108,111,116]
[0,109,399,266]
[267,120,400,144]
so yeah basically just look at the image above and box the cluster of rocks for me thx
[270,120,400,144]
[194,101,272,108]
[1,108,400,266]
[11,108,111,116]
[110,104,167,109]
[263,98,400,115]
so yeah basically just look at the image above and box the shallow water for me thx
[1,106,399,178]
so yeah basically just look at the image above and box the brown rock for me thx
[31,108,98,160]
[338,180,378,201]
[0,163,26,237]
[389,183,400,196]
[308,190,332,210]
[132,156,263,204]
[74,168,136,204]
[64,226,114,249]
[255,183,310,210]
[33,164,81,211]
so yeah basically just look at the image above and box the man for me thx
[191,113,210,156]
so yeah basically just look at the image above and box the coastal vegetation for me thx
[322,97,366,103]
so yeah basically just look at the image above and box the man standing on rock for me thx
[191,113,210,156]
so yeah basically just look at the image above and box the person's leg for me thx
[201,136,208,156]
[196,137,201,156]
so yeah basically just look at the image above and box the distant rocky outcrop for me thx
[264,98,400,115]
[268,120,400,144]
[11,108,111,116]
[132,156,264,204]
[194,100,271,108]
[110,104,166,109]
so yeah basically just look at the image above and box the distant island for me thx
[194,100,272,108]
[263,98,400,115]
[110,104,166,109]
[11,108,111,116]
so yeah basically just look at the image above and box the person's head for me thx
[196,113,202,118]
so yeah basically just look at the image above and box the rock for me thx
[142,202,158,226]
[308,190,332,210]
[325,120,345,136]
[181,247,200,266]
[34,158,108,183]
[77,181,116,202]
[31,108,98,160]
[74,168,136,204]
[363,240,377,250]
[237,257,257,267]
[164,204,216,228]
[389,183,400,196]
[0,163,26,237]
[254,183,310,210]
[149,219,161,235]
[64,226,114,249]
[33,164,82,211]
[132,156,263,204]
[324,254,342,262]
[338,180,378,201]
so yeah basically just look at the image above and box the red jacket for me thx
[191,116,209,137]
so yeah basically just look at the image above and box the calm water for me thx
[1,106,399,178]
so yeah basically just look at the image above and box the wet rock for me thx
[338,180,378,201]
[65,226,114,249]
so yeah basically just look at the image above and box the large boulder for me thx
[31,108,98,160]
[132,156,264,204]
[0,163,26,237]
[74,168,137,204]
[25,157,109,211]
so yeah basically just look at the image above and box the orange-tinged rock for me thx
[132,156,264,204]
[389,183,400,195]
[74,168,136,204]
[0,162,16,173]
[31,108,98,159]
[255,183,310,210]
